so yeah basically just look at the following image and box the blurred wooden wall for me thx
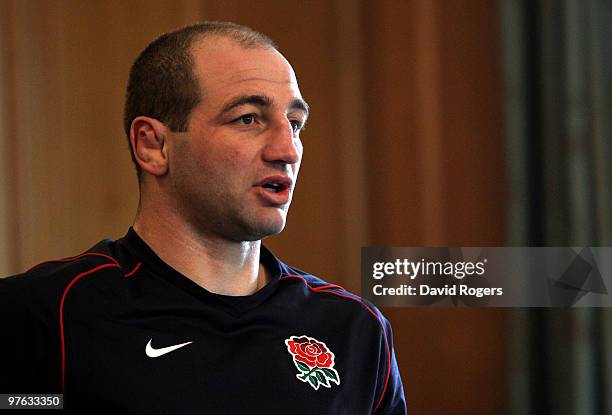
[0,1,507,413]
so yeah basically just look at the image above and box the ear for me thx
[130,116,170,176]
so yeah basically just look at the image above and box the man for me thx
[0,22,406,414]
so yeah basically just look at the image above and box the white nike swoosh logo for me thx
[145,339,193,358]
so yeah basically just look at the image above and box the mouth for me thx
[256,176,293,193]
[261,182,287,193]
[254,176,293,205]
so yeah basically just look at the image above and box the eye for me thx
[235,114,256,125]
[290,119,304,133]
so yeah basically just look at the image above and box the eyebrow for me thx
[220,94,310,118]
[290,98,310,118]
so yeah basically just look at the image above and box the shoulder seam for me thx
[280,274,346,291]
[27,252,121,273]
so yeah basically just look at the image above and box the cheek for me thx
[228,148,245,164]
[292,158,302,177]
[295,141,304,168]
[190,144,242,172]
[191,147,257,195]
[175,135,259,189]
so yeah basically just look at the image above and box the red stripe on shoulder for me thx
[315,289,392,412]
[280,274,346,291]
[312,283,346,291]
[280,274,391,412]
[124,261,142,278]
[27,252,120,273]
[59,262,121,392]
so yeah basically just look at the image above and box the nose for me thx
[262,118,302,166]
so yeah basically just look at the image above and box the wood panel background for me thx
[0,1,507,413]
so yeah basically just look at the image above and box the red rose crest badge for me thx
[285,335,340,390]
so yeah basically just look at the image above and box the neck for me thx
[133,211,269,296]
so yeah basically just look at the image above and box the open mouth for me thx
[255,176,293,203]
[261,183,285,193]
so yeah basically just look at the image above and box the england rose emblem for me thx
[285,335,340,390]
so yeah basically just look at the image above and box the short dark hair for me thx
[123,21,276,176]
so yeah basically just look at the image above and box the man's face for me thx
[167,37,308,242]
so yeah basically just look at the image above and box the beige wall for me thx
[0,0,206,272]
[1,1,507,413]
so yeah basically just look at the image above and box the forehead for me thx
[190,37,302,105]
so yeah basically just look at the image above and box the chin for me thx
[243,213,287,241]
[254,222,286,240]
